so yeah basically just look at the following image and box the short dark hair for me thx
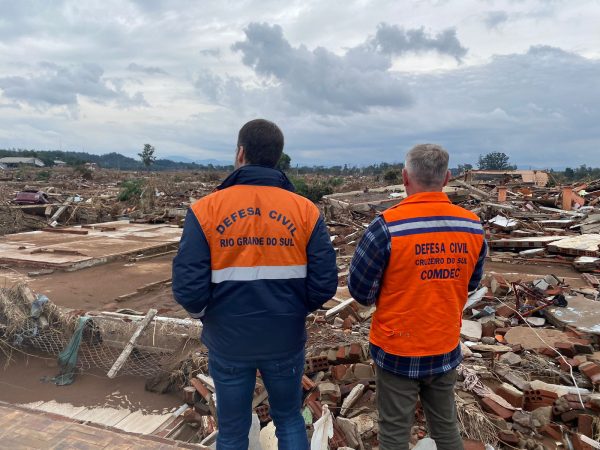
[237,119,284,168]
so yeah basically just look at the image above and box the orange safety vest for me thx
[370,192,484,357]
[191,184,321,282]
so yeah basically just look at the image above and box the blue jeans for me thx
[208,348,308,450]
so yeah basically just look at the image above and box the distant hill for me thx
[0,148,233,171]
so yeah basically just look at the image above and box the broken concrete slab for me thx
[460,320,482,342]
[490,236,564,250]
[504,327,577,350]
[323,185,469,214]
[547,234,600,257]
[468,344,512,353]
[525,317,546,327]
[573,256,600,272]
[499,352,522,366]
[0,221,181,271]
[545,295,600,335]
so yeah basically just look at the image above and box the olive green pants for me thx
[375,365,463,450]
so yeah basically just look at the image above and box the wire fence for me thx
[0,285,205,382]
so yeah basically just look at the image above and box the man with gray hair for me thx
[348,144,487,450]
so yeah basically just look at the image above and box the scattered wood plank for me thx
[107,308,158,378]
[324,297,355,319]
[41,227,88,235]
[48,197,74,226]
[452,179,491,199]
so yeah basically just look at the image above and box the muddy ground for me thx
[0,253,186,317]
[0,352,181,413]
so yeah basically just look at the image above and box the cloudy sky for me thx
[0,0,599,168]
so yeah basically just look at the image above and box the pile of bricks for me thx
[172,269,600,449]
[457,272,600,449]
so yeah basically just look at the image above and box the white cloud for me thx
[0,0,599,168]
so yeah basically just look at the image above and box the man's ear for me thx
[442,169,451,187]
[236,146,246,166]
[402,168,410,187]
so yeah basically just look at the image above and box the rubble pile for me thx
[457,272,600,449]
[462,176,600,274]
[172,275,599,448]
[0,170,220,235]
[1,167,600,448]
[171,173,600,448]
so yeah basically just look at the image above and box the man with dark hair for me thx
[173,119,338,450]
[237,119,284,167]
[348,144,486,450]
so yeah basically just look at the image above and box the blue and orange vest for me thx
[191,184,321,284]
[370,192,485,357]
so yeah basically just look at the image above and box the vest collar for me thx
[400,191,451,205]
[217,165,296,192]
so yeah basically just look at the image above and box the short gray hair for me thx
[405,144,449,187]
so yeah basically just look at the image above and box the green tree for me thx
[477,152,516,170]
[118,179,144,201]
[277,152,291,171]
[383,169,401,183]
[138,144,156,170]
[457,163,473,173]
[564,167,575,180]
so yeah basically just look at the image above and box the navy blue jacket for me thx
[172,165,338,360]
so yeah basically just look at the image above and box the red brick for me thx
[304,390,319,406]
[481,397,513,420]
[509,343,523,353]
[561,409,582,423]
[558,356,579,372]
[580,362,600,384]
[557,356,568,372]
[567,401,586,411]
[302,374,316,391]
[498,431,519,446]
[495,305,515,318]
[524,389,557,411]
[572,434,595,450]
[305,355,329,373]
[526,389,558,400]
[349,343,363,362]
[331,364,350,381]
[578,414,594,438]
[336,346,349,363]
[570,337,592,346]
[491,275,510,296]
[481,321,497,338]
[495,385,523,408]
[555,342,576,358]
[539,424,564,441]
[463,439,486,450]
[568,358,582,368]
[182,408,203,425]
[342,317,353,330]
[190,378,212,402]
[565,393,590,404]
[537,347,557,357]
[307,399,323,419]
[330,420,348,448]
